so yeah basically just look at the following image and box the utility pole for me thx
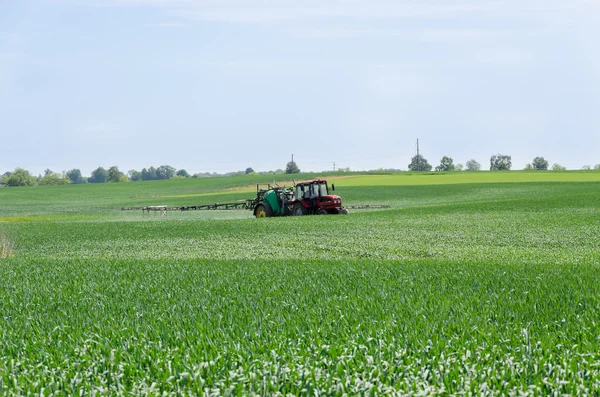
[416,139,420,171]
[291,154,294,164]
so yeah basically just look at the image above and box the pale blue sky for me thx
[1,0,599,175]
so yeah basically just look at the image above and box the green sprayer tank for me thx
[263,189,282,215]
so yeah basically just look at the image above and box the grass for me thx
[0,227,14,258]
[0,172,599,395]
[345,170,600,186]
[1,170,599,221]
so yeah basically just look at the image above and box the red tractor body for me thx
[290,179,348,215]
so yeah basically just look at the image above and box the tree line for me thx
[407,154,599,172]
[1,157,598,187]
[0,162,301,187]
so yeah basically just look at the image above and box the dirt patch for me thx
[0,227,15,258]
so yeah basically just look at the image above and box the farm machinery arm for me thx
[120,180,389,216]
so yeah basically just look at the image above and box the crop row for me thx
[1,258,600,395]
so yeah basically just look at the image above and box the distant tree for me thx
[408,154,432,171]
[285,161,300,174]
[435,156,455,172]
[141,167,157,181]
[3,168,37,187]
[128,170,142,181]
[551,163,566,171]
[38,169,70,186]
[465,159,481,171]
[582,165,591,170]
[89,167,109,183]
[490,154,512,171]
[1,172,11,185]
[66,169,81,184]
[532,157,549,170]
[66,169,87,184]
[245,167,255,175]
[108,166,128,183]
[523,163,534,171]
[594,164,600,170]
[176,169,190,178]
[455,163,464,171]
[156,165,176,180]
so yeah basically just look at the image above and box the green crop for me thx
[0,173,599,395]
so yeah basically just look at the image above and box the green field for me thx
[1,172,600,395]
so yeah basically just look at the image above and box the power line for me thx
[416,139,420,171]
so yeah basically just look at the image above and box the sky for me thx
[1,0,599,175]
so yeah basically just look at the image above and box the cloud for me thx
[0,53,19,61]
[66,0,595,19]
[145,22,186,28]
[169,1,492,23]
[55,0,505,22]
[0,33,21,41]
[82,122,122,134]
[288,24,518,42]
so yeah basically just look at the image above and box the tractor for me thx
[122,179,391,216]
[252,179,348,218]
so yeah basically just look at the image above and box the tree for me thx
[408,154,432,171]
[582,165,591,170]
[490,154,512,170]
[455,163,464,171]
[532,157,549,170]
[465,159,481,171]
[1,172,11,185]
[3,168,37,187]
[128,170,142,181]
[435,156,455,172]
[38,169,70,186]
[245,167,255,175]
[285,161,300,174]
[176,169,190,178]
[156,165,176,180]
[108,166,127,183]
[594,164,600,170]
[141,167,157,181]
[66,169,87,184]
[89,167,109,183]
[523,163,534,170]
[551,163,566,171]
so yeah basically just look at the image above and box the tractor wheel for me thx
[316,208,327,215]
[255,204,272,218]
[338,208,349,215]
[293,203,307,216]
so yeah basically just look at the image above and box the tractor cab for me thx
[295,181,328,201]
[291,179,346,215]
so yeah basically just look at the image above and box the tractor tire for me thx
[255,203,272,218]
[316,208,328,215]
[292,203,307,216]
[338,208,349,215]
